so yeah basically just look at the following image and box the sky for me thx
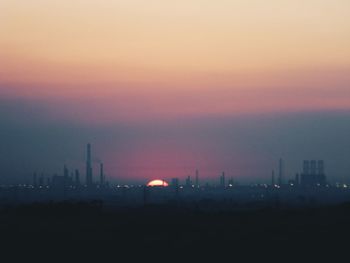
[0,0,350,184]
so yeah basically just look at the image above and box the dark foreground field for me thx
[0,202,349,261]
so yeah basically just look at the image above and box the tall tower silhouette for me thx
[220,172,226,188]
[86,143,93,187]
[195,169,199,188]
[278,158,283,186]
[100,163,104,186]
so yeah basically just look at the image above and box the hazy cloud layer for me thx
[1,97,349,184]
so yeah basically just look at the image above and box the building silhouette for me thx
[300,160,327,187]
[63,165,69,180]
[39,174,44,187]
[295,173,300,186]
[228,177,234,186]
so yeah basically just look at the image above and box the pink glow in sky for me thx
[1,1,350,182]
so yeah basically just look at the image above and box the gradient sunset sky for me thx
[1,1,350,183]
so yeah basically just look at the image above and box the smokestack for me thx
[186,175,191,187]
[86,143,93,186]
[75,169,80,187]
[100,163,104,186]
[195,169,199,188]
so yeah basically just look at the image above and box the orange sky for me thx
[1,0,350,122]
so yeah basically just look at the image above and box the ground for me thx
[0,202,349,261]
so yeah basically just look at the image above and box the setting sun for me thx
[147,180,169,187]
